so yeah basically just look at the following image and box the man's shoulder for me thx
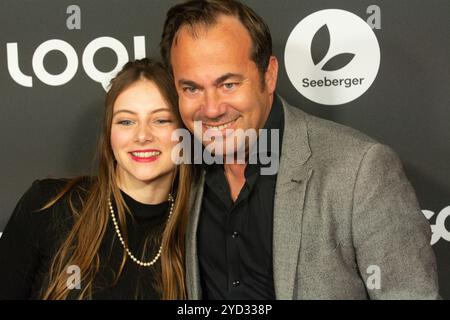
[286,103,374,143]
[283,101,379,161]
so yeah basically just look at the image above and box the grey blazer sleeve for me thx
[352,143,440,299]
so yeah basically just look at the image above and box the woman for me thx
[0,58,191,299]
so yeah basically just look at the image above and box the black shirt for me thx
[0,178,170,299]
[198,95,284,299]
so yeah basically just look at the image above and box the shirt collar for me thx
[245,94,284,177]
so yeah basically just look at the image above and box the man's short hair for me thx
[160,0,273,82]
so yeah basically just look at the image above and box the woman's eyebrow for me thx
[113,108,171,117]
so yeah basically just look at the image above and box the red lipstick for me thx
[129,149,161,163]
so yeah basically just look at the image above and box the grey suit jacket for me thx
[186,98,440,299]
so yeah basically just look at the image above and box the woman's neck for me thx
[115,173,173,205]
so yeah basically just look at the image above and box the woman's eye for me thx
[117,120,134,126]
[155,119,172,124]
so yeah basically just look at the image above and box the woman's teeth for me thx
[131,151,161,158]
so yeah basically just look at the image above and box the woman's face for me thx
[111,79,178,190]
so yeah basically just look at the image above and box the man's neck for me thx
[223,163,247,202]
[224,163,247,178]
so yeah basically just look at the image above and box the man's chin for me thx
[203,142,248,164]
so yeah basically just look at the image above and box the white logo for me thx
[423,206,450,245]
[284,9,380,105]
[66,265,81,290]
[7,36,146,91]
[366,265,381,290]
[170,125,280,175]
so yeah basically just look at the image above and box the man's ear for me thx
[265,56,279,94]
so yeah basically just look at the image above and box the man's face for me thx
[170,15,278,156]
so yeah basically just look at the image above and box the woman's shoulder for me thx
[0,177,96,291]
[7,177,95,226]
[21,176,94,210]
[32,176,94,191]
[27,178,69,199]
[4,176,96,243]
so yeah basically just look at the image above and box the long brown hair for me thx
[40,58,190,299]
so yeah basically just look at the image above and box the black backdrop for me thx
[0,0,449,299]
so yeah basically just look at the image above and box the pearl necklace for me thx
[108,194,174,267]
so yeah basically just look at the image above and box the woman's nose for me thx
[135,124,154,143]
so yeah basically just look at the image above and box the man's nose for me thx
[202,90,226,121]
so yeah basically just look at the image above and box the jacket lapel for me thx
[185,171,205,299]
[273,99,312,299]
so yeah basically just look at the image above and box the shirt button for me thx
[232,280,240,287]
[231,231,239,239]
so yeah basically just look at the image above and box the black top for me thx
[198,96,284,299]
[0,178,170,300]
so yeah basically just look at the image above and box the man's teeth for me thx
[205,120,235,130]
[131,151,161,158]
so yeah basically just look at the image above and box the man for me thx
[160,0,440,299]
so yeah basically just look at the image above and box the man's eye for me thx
[183,86,198,94]
[223,83,237,90]
[117,120,134,126]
